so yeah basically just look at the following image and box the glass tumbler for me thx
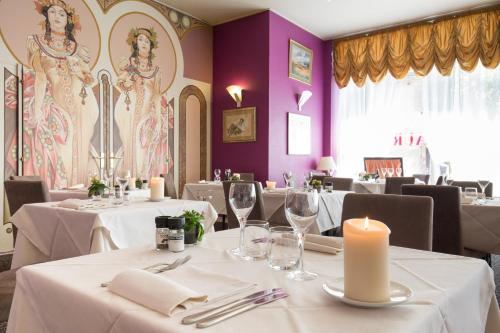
[267,226,300,271]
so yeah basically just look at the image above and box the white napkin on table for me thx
[108,266,253,316]
[282,233,343,254]
[67,183,85,190]
[56,199,91,210]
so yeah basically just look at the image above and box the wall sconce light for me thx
[297,90,312,111]
[226,85,243,108]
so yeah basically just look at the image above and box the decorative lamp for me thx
[317,156,336,176]
[226,85,243,107]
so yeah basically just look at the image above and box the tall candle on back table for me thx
[150,177,165,201]
[129,177,136,190]
[343,217,391,302]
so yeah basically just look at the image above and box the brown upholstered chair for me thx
[413,174,430,184]
[159,174,177,199]
[324,177,353,191]
[450,180,493,198]
[222,181,265,229]
[340,193,433,251]
[9,176,41,181]
[402,185,462,255]
[384,177,415,195]
[4,180,52,244]
[236,173,254,181]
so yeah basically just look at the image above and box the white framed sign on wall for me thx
[288,113,311,155]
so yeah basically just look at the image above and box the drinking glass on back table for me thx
[225,169,232,180]
[478,180,490,201]
[380,168,387,179]
[214,169,221,182]
[285,188,319,281]
[284,171,293,188]
[396,167,402,177]
[464,187,478,203]
[386,167,394,178]
[229,182,256,260]
[115,170,130,202]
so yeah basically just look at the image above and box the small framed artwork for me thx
[223,107,256,143]
[288,113,311,155]
[288,39,313,85]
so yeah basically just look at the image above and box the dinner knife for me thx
[181,288,283,325]
[196,292,288,328]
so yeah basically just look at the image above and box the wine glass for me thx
[214,169,221,182]
[464,187,478,203]
[224,169,232,180]
[229,183,256,260]
[284,171,293,188]
[386,167,394,178]
[115,170,130,203]
[396,167,402,177]
[380,168,387,180]
[304,172,312,189]
[285,188,319,281]
[478,180,490,201]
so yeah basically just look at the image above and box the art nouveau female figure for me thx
[24,0,98,188]
[115,27,172,178]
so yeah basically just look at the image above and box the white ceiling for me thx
[156,0,499,40]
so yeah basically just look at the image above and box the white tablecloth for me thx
[461,199,500,254]
[7,228,500,333]
[182,182,226,214]
[10,198,217,268]
[353,180,386,194]
[50,189,151,201]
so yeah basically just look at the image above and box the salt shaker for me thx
[167,217,185,252]
[155,216,169,250]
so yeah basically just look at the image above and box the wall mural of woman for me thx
[110,13,176,179]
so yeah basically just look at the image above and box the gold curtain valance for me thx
[333,9,500,88]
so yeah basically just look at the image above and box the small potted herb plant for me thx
[310,179,322,193]
[181,210,205,244]
[88,177,107,199]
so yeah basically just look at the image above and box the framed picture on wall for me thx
[223,107,256,143]
[288,113,311,155]
[288,39,313,85]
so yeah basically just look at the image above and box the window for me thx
[335,63,500,195]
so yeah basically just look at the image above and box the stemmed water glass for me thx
[284,171,293,188]
[396,167,402,177]
[229,183,256,260]
[224,169,232,180]
[285,188,319,281]
[304,172,312,189]
[386,167,394,178]
[115,170,130,203]
[379,168,387,180]
[214,169,221,182]
[478,180,490,202]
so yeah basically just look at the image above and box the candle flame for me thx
[364,217,369,230]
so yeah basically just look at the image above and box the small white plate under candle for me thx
[323,278,412,308]
[148,197,171,202]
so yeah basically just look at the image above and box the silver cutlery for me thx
[182,288,282,325]
[100,255,192,287]
[196,292,288,328]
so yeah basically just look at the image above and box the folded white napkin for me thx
[108,266,252,316]
[67,183,85,190]
[282,233,343,254]
[56,199,91,210]
[198,180,208,184]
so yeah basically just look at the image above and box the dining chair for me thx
[159,174,177,199]
[402,185,462,255]
[384,177,415,195]
[340,193,433,251]
[449,180,493,198]
[222,181,265,229]
[236,173,254,181]
[9,175,42,181]
[323,177,353,191]
[413,174,430,184]
[4,180,52,245]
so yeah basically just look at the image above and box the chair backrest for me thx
[340,193,433,251]
[4,180,51,215]
[324,177,353,191]
[364,157,403,175]
[413,174,430,184]
[450,180,493,197]
[9,176,42,181]
[384,177,415,195]
[159,174,177,199]
[236,173,254,181]
[222,181,265,229]
[402,185,462,255]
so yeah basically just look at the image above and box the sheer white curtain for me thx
[335,63,500,195]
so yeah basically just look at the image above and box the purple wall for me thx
[212,11,334,185]
[212,12,270,182]
[267,12,330,186]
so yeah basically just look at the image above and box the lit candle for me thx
[129,177,136,190]
[343,217,391,302]
[266,181,276,189]
[150,177,165,201]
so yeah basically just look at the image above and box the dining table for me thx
[9,198,218,269]
[7,228,500,333]
[461,198,500,255]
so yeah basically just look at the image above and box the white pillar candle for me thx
[129,177,136,190]
[343,217,391,302]
[150,177,165,201]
